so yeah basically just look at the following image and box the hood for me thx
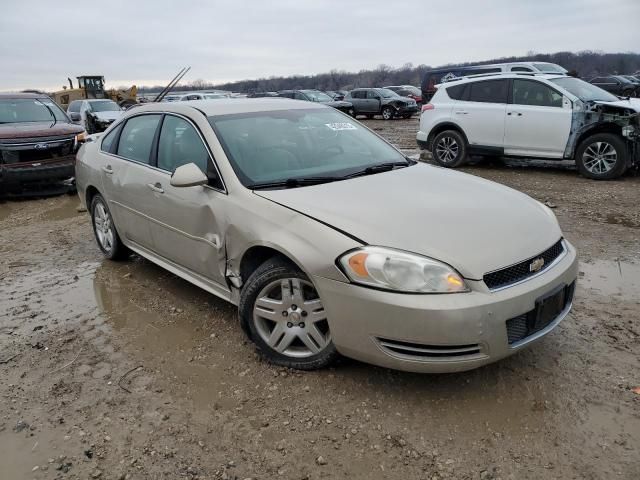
[256,164,562,280]
[92,110,123,122]
[0,121,84,140]
[324,100,353,108]
[593,98,640,113]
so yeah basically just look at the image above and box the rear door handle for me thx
[147,182,164,194]
[454,110,468,115]
[102,165,113,175]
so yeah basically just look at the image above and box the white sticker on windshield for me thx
[325,122,357,131]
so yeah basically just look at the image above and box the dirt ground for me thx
[1,117,639,480]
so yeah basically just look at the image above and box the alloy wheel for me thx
[93,201,115,253]
[582,141,617,175]
[253,278,331,358]
[382,108,393,120]
[435,136,459,164]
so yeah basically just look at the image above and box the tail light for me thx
[421,103,434,112]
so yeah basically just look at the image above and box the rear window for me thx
[468,79,508,103]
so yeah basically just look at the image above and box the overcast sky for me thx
[1,0,639,91]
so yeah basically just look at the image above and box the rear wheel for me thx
[575,133,628,180]
[431,130,468,167]
[381,106,394,120]
[239,258,339,370]
[90,194,129,260]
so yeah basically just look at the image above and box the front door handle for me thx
[147,182,164,194]
[454,110,469,115]
[102,165,113,175]
[508,112,523,116]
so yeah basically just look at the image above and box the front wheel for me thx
[381,106,394,120]
[239,258,339,370]
[575,133,628,180]
[431,130,468,167]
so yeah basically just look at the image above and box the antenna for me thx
[154,67,191,102]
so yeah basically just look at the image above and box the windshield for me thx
[209,108,407,187]
[0,98,68,124]
[378,88,399,98]
[614,76,633,84]
[532,63,567,73]
[302,90,334,102]
[550,77,619,102]
[89,100,120,112]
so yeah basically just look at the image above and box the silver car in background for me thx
[75,99,578,373]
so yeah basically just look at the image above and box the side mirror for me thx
[69,112,81,121]
[170,163,208,188]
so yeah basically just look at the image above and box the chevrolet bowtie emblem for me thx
[529,257,545,273]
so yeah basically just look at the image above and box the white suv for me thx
[417,73,640,180]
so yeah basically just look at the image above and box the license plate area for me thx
[528,283,571,334]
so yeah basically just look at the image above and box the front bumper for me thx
[397,105,419,115]
[314,241,578,373]
[0,158,75,196]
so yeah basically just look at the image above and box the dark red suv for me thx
[0,93,85,197]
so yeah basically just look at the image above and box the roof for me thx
[436,72,566,87]
[133,98,328,116]
[0,92,50,99]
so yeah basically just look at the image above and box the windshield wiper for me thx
[248,176,341,190]
[34,99,57,128]
[342,160,413,179]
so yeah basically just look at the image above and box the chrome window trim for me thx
[485,239,568,292]
[99,110,227,195]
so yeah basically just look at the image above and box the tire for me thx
[239,257,339,370]
[90,194,129,260]
[381,106,394,120]
[575,133,628,180]
[431,130,468,168]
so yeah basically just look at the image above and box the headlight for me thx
[75,132,86,143]
[338,247,469,293]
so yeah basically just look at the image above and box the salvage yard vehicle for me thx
[384,85,423,105]
[76,98,578,373]
[68,99,124,134]
[345,88,419,119]
[0,93,85,197]
[421,62,567,100]
[277,89,354,116]
[589,75,636,98]
[417,73,640,180]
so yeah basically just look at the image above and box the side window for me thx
[116,115,161,164]
[511,66,533,72]
[68,101,81,113]
[366,90,379,99]
[446,84,468,100]
[512,80,563,108]
[468,80,508,103]
[352,91,365,99]
[157,115,210,175]
[100,124,122,153]
[294,92,307,100]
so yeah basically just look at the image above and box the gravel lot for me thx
[1,117,639,480]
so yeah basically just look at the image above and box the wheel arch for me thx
[238,244,303,286]
[570,122,625,158]
[426,122,469,151]
[85,184,101,210]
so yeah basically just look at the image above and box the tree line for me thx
[137,51,640,94]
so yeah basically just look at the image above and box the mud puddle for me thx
[579,259,640,301]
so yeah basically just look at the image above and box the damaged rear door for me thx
[146,113,228,287]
